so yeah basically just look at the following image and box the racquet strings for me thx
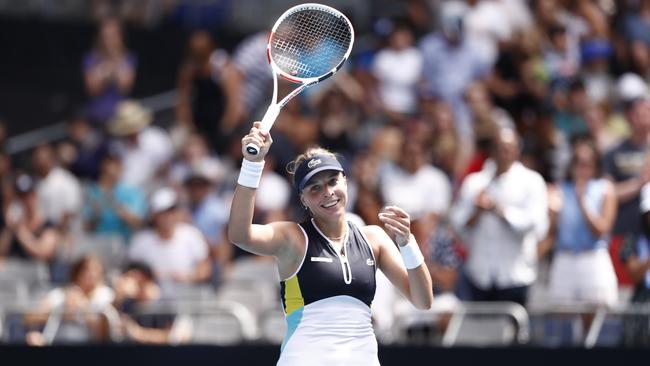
[271,8,352,79]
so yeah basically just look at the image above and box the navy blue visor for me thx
[294,155,344,192]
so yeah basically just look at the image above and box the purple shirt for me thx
[82,51,136,124]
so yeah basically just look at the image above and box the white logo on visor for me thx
[307,159,321,169]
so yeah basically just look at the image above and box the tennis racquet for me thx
[245,3,355,155]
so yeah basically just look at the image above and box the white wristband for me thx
[237,159,265,188]
[399,236,425,270]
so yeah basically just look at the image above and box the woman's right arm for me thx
[227,122,298,258]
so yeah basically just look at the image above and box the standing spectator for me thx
[546,139,618,324]
[108,100,174,192]
[620,181,650,346]
[371,20,423,119]
[418,0,491,145]
[31,144,83,233]
[128,187,211,295]
[82,154,147,243]
[232,31,273,122]
[175,30,242,154]
[450,128,549,306]
[83,16,136,126]
[603,96,650,285]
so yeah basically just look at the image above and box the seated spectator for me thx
[82,153,147,242]
[32,144,83,233]
[24,255,115,345]
[167,132,226,189]
[108,100,174,192]
[83,16,136,126]
[57,112,110,180]
[0,174,61,262]
[379,138,452,247]
[128,187,211,296]
[183,167,231,286]
[112,261,190,344]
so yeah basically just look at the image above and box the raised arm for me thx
[366,206,433,310]
[227,122,300,258]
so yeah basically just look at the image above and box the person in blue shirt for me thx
[83,154,147,243]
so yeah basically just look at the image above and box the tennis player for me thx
[228,122,433,365]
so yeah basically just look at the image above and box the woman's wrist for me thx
[237,159,265,188]
[399,235,425,270]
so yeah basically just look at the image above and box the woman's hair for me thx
[69,255,104,284]
[566,136,602,181]
[286,146,341,187]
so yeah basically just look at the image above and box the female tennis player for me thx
[228,122,433,365]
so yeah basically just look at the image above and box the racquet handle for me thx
[245,104,281,155]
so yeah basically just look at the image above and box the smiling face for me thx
[300,170,347,219]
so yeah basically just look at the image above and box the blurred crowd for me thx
[4,0,650,347]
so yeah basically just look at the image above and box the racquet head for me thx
[267,3,354,83]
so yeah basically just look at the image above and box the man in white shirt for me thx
[450,128,549,306]
[32,144,83,231]
[380,139,452,252]
[128,187,211,297]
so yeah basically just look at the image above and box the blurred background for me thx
[1,0,650,362]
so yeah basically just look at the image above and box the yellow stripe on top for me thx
[283,275,305,315]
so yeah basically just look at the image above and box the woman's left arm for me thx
[365,206,433,310]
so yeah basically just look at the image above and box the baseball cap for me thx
[149,187,178,215]
[294,155,344,192]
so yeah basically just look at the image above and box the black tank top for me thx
[280,219,377,315]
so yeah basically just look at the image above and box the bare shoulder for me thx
[360,225,391,253]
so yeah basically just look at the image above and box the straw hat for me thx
[108,100,153,136]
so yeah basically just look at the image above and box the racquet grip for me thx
[246,104,281,155]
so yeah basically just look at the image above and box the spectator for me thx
[450,128,549,306]
[24,255,115,345]
[82,153,147,242]
[128,187,211,296]
[379,138,452,249]
[175,30,242,154]
[603,96,650,286]
[232,31,274,122]
[371,20,423,119]
[620,181,650,346]
[546,138,618,331]
[167,132,227,189]
[183,167,231,286]
[583,101,621,154]
[0,174,61,261]
[108,100,174,192]
[57,112,110,180]
[553,78,590,140]
[83,16,136,126]
[418,0,491,145]
[31,144,83,233]
[112,261,190,344]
